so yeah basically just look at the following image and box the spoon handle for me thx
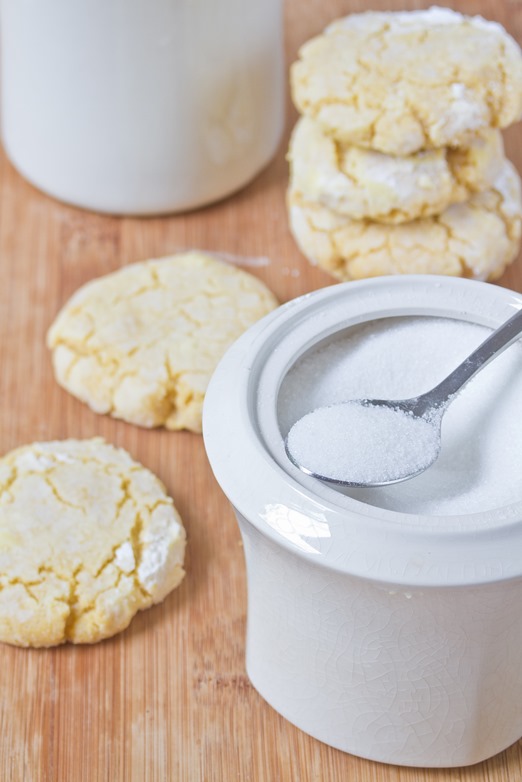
[414,307,522,416]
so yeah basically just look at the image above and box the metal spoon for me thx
[285,307,522,488]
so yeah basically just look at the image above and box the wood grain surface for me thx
[1,1,522,780]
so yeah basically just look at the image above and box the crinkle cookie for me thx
[291,7,522,155]
[47,252,278,432]
[288,161,522,281]
[0,439,186,647]
[289,117,505,224]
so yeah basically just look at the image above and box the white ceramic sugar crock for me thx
[203,275,522,768]
[0,0,284,214]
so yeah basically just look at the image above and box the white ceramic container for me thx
[203,276,522,768]
[0,0,284,215]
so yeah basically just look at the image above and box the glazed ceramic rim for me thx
[203,275,522,587]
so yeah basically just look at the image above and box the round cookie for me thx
[289,117,505,224]
[47,252,279,432]
[291,7,522,155]
[288,160,522,282]
[0,439,186,647]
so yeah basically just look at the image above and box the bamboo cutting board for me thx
[1,1,522,780]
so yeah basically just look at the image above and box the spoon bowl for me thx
[285,397,443,487]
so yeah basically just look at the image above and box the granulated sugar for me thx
[278,316,522,516]
[286,402,439,484]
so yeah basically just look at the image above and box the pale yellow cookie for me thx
[47,252,278,432]
[289,117,505,223]
[291,7,522,155]
[0,439,186,647]
[288,161,522,281]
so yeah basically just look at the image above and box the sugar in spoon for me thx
[285,308,522,488]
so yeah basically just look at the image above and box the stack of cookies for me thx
[288,7,522,282]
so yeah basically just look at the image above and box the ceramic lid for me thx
[203,275,522,587]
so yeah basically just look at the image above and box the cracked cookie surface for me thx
[291,7,522,155]
[288,160,522,281]
[289,117,505,223]
[0,438,186,647]
[47,252,278,432]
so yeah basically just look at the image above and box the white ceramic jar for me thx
[203,276,522,768]
[0,0,284,214]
